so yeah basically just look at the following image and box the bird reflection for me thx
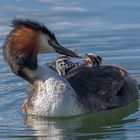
[24,100,139,140]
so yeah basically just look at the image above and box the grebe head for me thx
[85,53,102,66]
[55,55,76,76]
[3,18,80,83]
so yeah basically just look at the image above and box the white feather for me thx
[38,33,56,53]
[22,66,83,117]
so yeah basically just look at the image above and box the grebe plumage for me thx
[3,18,139,117]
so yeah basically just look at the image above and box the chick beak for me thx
[49,40,81,58]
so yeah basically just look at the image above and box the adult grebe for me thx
[3,18,82,117]
[3,18,139,117]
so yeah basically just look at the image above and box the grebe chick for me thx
[45,53,102,76]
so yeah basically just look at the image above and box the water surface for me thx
[0,0,140,139]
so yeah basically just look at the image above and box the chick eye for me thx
[60,63,65,68]
[66,64,70,68]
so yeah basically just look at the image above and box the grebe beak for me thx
[49,40,81,58]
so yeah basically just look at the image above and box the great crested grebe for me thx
[3,18,139,117]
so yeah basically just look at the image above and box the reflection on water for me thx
[0,0,140,139]
[25,100,139,140]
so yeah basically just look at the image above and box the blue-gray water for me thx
[0,0,140,139]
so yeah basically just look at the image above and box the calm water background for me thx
[0,0,140,139]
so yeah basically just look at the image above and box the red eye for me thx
[48,40,52,45]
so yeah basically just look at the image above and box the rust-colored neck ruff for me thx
[3,26,39,84]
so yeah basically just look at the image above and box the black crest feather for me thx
[11,17,59,44]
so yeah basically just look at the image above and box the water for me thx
[0,0,140,139]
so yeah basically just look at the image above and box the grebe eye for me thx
[48,39,52,45]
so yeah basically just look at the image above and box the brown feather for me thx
[3,26,39,83]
